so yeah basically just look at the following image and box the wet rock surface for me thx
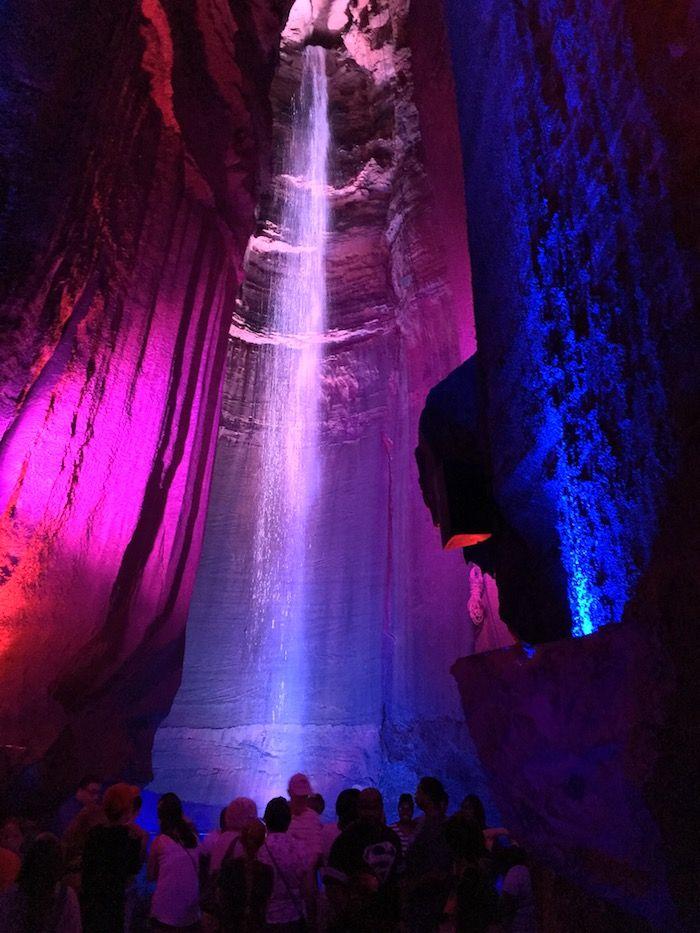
[151,0,485,809]
[446,0,699,925]
[0,0,291,803]
[445,0,697,643]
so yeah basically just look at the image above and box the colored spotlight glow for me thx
[445,532,492,550]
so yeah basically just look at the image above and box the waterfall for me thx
[250,45,329,740]
[150,35,482,816]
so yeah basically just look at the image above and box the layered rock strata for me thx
[0,0,290,803]
[152,0,488,808]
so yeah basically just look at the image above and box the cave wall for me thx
[445,0,699,926]
[445,0,697,643]
[453,629,680,928]
[151,0,490,811]
[0,0,291,804]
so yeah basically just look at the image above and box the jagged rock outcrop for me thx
[446,0,699,925]
[0,0,291,805]
[445,0,696,644]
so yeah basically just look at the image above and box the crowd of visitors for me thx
[0,772,536,932]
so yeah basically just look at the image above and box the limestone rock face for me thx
[446,0,699,925]
[0,0,290,802]
[444,0,697,643]
[151,0,487,809]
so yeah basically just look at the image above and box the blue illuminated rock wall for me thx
[445,1,699,925]
[444,0,695,640]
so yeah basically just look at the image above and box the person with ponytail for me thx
[148,793,201,931]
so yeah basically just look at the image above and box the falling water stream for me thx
[251,45,329,741]
[151,35,485,817]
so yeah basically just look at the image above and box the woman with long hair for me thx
[148,793,201,931]
[216,818,272,933]
[461,795,511,852]
[443,814,498,933]
[259,798,306,932]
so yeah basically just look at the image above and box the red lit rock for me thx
[0,0,291,801]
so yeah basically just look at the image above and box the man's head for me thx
[76,775,101,808]
[288,772,312,799]
[398,793,414,822]
[224,797,258,832]
[288,773,313,815]
[308,793,325,816]
[264,797,292,833]
[443,813,485,862]
[103,784,140,824]
[357,788,384,826]
[240,818,267,859]
[415,777,448,816]
[335,788,360,830]
[18,834,63,892]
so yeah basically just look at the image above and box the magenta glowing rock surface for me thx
[151,1,489,810]
[0,0,288,792]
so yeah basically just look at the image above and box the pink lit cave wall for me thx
[0,0,291,796]
[3,3,695,927]
[0,0,493,811]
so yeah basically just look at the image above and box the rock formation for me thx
[444,0,696,644]
[445,0,699,925]
[151,0,487,809]
[3,5,695,928]
[0,0,291,804]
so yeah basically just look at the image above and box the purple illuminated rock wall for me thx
[0,0,291,802]
[446,0,699,926]
[151,0,491,812]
